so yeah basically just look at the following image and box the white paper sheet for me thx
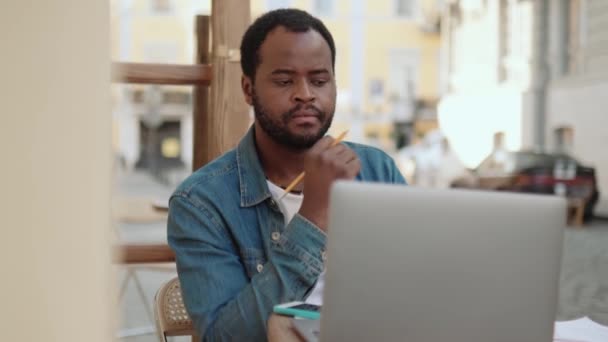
[554,317,608,342]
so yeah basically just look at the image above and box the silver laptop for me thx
[312,181,565,342]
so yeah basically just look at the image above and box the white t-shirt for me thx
[267,181,325,305]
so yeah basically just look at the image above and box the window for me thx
[314,0,335,17]
[150,0,173,14]
[369,79,384,105]
[388,49,419,122]
[395,0,415,18]
[267,0,292,10]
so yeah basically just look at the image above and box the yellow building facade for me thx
[111,0,441,171]
[253,0,441,149]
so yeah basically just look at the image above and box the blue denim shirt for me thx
[168,126,406,341]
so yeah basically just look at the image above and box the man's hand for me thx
[298,136,360,231]
[267,314,305,342]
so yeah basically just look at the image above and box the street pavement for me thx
[114,169,608,341]
[557,218,608,324]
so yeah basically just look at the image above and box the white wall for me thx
[438,1,530,167]
[0,1,114,340]
[438,87,524,167]
[545,0,608,216]
[547,78,608,216]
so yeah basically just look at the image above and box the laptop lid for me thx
[320,181,565,342]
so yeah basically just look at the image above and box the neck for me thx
[254,124,307,189]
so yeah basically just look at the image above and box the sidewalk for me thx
[113,169,187,341]
[557,219,608,325]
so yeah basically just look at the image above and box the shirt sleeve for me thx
[167,194,326,341]
[387,154,408,185]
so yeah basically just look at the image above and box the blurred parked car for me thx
[454,150,600,221]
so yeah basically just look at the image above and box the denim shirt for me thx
[167,126,406,341]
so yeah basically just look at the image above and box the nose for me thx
[293,79,315,103]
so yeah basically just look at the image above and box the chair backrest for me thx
[154,277,198,342]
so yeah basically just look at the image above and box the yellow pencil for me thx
[279,130,349,200]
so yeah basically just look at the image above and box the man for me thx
[168,8,406,341]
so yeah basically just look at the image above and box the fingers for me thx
[309,136,335,154]
[335,150,360,179]
[299,136,359,231]
[309,132,347,154]
[345,158,361,178]
[330,145,357,165]
[320,144,360,179]
[306,135,360,179]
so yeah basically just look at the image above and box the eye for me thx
[311,79,329,87]
[273,79,292,86]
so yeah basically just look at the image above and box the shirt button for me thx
[257,263,264,273]
[321,251,327,261]
[271,232,281,241]
[269,199,279,211]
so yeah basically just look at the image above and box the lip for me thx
[291,116,319,125]
[290,111,320,125]
[292,110,319,118]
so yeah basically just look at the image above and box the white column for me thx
[0,1,114,341]
[181,113,193,170]
[439,4,452,95]
[522,0,549,149]
[119,0,133,60]
[547,0,567,79]
[117,95,140,171]
[485,0,502,84]
[117,0,139,170]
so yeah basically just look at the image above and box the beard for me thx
[252,92,333,149]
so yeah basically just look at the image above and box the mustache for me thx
[284,104,324,119]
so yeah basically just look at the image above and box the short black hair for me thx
[240,8,336,80]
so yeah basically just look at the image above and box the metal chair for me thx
[154,277,199,342]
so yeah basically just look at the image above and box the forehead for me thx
[257,26,333,73]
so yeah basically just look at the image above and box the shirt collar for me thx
[236,125,273,207]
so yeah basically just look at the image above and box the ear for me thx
[241,75,254,106]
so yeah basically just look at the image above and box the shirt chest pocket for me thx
[241,248,267,279]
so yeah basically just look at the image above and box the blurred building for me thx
[258,0,442,151]
[110,0,442,175]
[439,0,608,215]
[111,0,211,173]
[545,0,608,215]
[438,0,536,167]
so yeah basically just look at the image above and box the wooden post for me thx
[207,0,251,163]
[193,15,211,170]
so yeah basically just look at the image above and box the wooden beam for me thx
[114,244,175,264]
[112,62,212,85]
[206,0,251,163]
[193,15,212,171]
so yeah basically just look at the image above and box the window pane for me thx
[396,0,414,17]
